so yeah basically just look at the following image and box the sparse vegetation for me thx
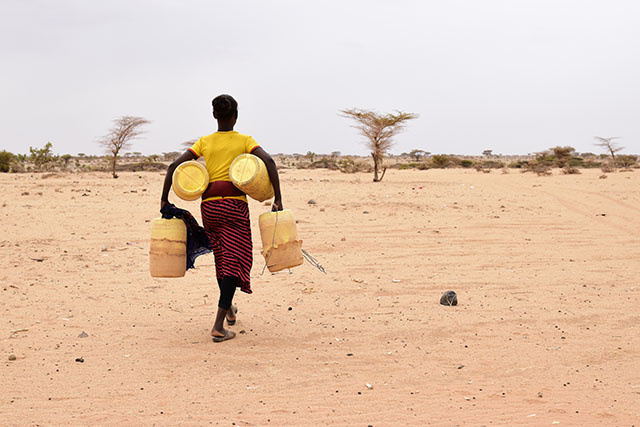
[0,150,14,172]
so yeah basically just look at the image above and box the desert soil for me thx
[1,168,639,426]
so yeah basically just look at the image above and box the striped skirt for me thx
[200,199,253,294]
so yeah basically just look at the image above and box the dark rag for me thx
[160,203,212,270]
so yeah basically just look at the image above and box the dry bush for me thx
[601,163,615,173]
[562,166,581,175]
[337,158,372,174]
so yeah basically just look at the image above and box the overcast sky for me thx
[1,0,638,156]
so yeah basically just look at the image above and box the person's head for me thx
[212,94,238,124]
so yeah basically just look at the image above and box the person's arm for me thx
[160,150,198,210]
[252,147,283,211]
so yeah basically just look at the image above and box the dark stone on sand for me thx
[78,331,88,338]
[307,199,317,205]
[440,291,458,306]
[8,354,16,361]
[75,357,84,363]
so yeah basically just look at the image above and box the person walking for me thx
[160,94,283,342]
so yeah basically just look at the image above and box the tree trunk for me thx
[111,155,118,179]
[372,154,380,182]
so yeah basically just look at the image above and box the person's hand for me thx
[271,199,283,211]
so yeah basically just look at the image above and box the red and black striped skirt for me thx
[201,199,253,294]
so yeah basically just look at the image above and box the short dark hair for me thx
[212,94,238,120]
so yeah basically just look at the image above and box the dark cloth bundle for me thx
[160,203,212,270]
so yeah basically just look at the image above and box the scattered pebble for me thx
[307,199,317,205]
[75,357,84,363]
[239,330,246,334]
[101,246,108,252]
[8,354,17,361]
[365,383,373,390]
[78,331,89,338]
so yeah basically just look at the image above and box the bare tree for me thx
[340,108,418,182]
[594,136,624,161]
[100,116,150,178]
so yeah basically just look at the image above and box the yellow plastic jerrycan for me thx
[259,209,303,273]
[229,154,274,202]
[149,218,187,277]
[172,160,209,201]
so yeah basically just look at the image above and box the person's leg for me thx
[211,276,237,340]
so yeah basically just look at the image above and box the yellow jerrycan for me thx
[149,218,187,277]
[259,209,303,273]
[229,154,274,202]
[172,160,209,201]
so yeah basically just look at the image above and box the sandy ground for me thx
[1,167,639,426]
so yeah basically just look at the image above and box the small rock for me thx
[319,207,325,212]
[78,331,89,338]
[307,199,317,205]
[21,191,29,196]
[239,329,246,334]
[288,307,293,311]
[365,383,373,390]
[457,365,464,369]
[8,354,17,361]
[440,291,458,306]
[340,237,346,241]
[346,353,353,357]
[75,357,84,363]
[362,211,369,214]
[101,246,108,252]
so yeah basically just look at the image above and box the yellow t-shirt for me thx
[189,131,260,202]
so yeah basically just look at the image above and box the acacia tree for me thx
[100,116,150,178]
[340,108,418,182]
[594,136,623,161]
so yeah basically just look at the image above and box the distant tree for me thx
[409,149,428,161]
[100,116,150,178]
[340,108,418,182]
[594,136,623,161]
[61,154,73,169]
[182,139,198,148]
[550,146,575,167]
[29,142,57,171]
[482,149,493,157]
[331,151,341,159]
[305,151,316,162]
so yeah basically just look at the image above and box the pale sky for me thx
[1,0,639,156]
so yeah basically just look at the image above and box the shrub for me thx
[337,158,372,173]
[309,157,339,170]
[0,150,13,172]
[480,160,505,169]
[562,166,581,174]
[29,142,58,171]
[430,155,450,168]
[460,159,473,168]
[616,155,637,168]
